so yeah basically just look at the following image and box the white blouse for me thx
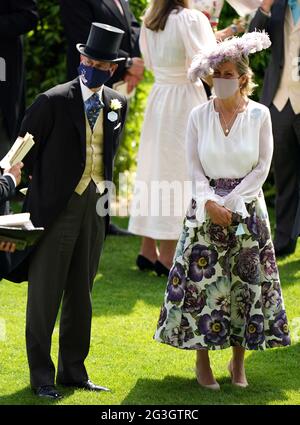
[192,0,262,18]
[186,98,273,223]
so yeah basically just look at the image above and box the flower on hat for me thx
[188,31,271,82]
[110,99,122,111]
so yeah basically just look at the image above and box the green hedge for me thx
[24,1,273,199]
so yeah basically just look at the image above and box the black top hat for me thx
[76,22,125,63]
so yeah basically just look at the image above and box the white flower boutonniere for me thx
[108,99,122,122]
[110,99,122,111]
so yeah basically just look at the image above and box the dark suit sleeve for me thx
[248,7,271,33]
[0,0,38,37]
[129,10,141,57]
[0,176,15,206]
[59,0,94,48]
[19,94,54,176]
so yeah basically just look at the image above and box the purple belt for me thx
[208,177,244,197]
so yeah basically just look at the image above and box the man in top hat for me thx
[13,22,127,399]
[59,0,144,237]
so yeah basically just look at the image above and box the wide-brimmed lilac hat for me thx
[188,31,271,82]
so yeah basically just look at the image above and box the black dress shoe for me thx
[136,254,155,271]
[35,385,63,400]
[59,379,110,392]
[108,223,133,236]
[154,260,170,277]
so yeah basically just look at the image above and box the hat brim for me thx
[76,44,126,63]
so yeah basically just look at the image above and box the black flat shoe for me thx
[35,385,63,400]
[136,254,155,271]
[58,379,110,392]
[108,223,133,236]
[154,260,170,277]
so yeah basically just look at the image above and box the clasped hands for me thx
[205,200,232,227]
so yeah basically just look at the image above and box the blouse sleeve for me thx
[186,109,224,223]
[223,108,273,217]
[139,23,152,70]
[179,9,217,65]
[226,0,262,17]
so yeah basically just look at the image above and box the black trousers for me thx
[270,101,300,249]
[26,182,106,389]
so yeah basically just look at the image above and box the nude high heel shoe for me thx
[195,368,220,391]
[228,360,248,388]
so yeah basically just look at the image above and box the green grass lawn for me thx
[0,216,300,405]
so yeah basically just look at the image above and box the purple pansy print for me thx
[158,306,167,328]
[231,282,255,325]
[183,284,206,314]
[260,244,278,277]
[166,263,186,303]
[271,311,291,346]
[179,316,195,344]
[207,223,228,248]
[235,247,260,284]
[246,213,270,248]
[245,314,265,349]
[188,244,218,282]
[206,277,231,315]
[262,281,282,316]
[197,309,230,346]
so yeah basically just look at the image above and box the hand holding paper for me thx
[0,132,35,170]
[4,162,24,186]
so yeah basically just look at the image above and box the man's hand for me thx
[5,162,24,186]
[124,73,141,93]
[261,0,274,13]
[0,241,16,253]
[206,200,232,227]
[127,57,144,80]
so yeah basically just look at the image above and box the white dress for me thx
[192,0,262,19]
[128,8,216,240]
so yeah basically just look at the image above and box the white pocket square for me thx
[113,122,121,130]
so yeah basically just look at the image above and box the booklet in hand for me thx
[0,132,35,169]
[0,213,44,251]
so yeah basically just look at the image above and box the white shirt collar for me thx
[79,77,104,103]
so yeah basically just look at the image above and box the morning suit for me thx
[249,1,300,249]
[7,77,127,388]
[59,0,141,85]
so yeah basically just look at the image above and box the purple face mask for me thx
[78,63,112,88]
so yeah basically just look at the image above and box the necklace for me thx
[218,97,244,135]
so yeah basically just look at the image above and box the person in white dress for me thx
[154,32,290,390]
[128,0,216,276]
[192,0,262,40]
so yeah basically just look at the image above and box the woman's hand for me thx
[205,200,232,227]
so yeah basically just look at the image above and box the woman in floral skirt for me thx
[154,32,291,390]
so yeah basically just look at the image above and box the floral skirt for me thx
[154,178,291,351]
